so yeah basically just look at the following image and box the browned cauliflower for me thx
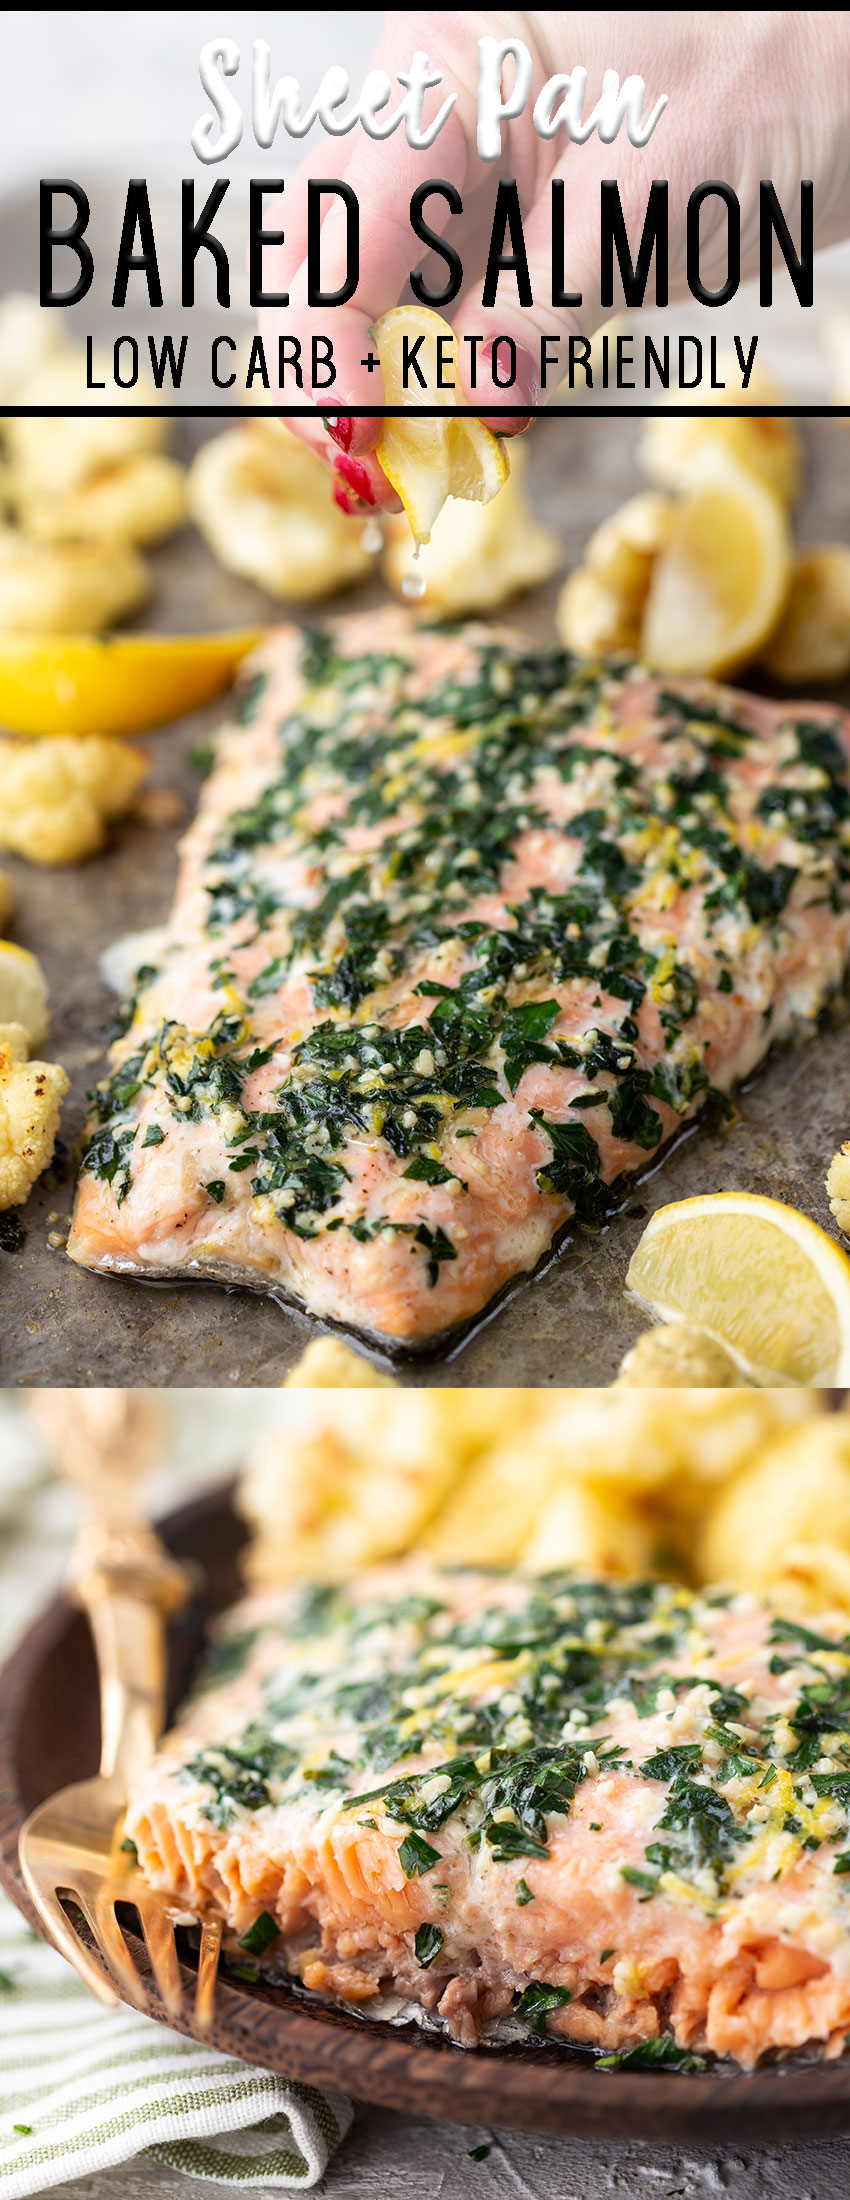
[0,735,148,864]
[0,1021,68,1208]
[828,1143,850,1234]
[616,1324,747,1387]
[188,422,372,601]
[4,350,169,496]
[0,528,148,633]
[15,454,187,550]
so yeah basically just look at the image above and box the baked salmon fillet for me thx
[68,610,850,1347]
[124,1564,850,2068]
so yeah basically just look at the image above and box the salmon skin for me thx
[68,611,850,1347]
[125,1563,850,2067]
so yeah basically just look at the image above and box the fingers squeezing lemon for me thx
[373,307,509,545]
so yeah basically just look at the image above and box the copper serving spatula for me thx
[18,1390,221,2027]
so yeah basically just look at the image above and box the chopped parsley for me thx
[596,2035,706,2073]
[413,1923,445,1967]
[399,1832,442,1878]
[239,1911,281,1956]
[79,629,850,1293]
[515,1982,572,2034]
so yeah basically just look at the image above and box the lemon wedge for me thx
[0,941,49,1047]
[373,306,509,545]
[626,1192,850,1386]
[0,630,265,739]
[640,451,792,679]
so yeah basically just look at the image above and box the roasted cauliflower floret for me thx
[0,1021,68,1209]
[0,528,149,633]
[698,1419,850,1609]
[282,1338,396,1388]
[241,1392,466,1582]
[556,491,673,657]
[761,547,850,685]
[0,734,148,864]
[0,294,70,404]
[15,454,188,549]
[616,1323,747,1387]
[828,1143,850,1234]
[4,351,169,496]
[637,362,801,504]
[522,1477,659,1576]
[188,421,372,601]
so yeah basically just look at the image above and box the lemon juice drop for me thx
[401,538,426,600]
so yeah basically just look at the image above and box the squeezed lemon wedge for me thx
[626,1192,850,1386]
[373,306,509,545]
[640,452,792,679]
[0,630,265,738]
[0,941,49,1046]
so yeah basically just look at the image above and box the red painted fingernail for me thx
[334,453,377,505]
[327,414,354,452]
[332,480,359,515]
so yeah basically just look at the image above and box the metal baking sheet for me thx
[1,197,848,1384]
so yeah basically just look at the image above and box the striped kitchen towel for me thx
[0,1898,352,2196]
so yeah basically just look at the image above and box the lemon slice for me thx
[0,942,49,1047]
[626,1192,850,1386]
[640,452,792,678]
[0,630,265,739]
[373,306,509,544]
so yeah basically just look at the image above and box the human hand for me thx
[261,10,850,513]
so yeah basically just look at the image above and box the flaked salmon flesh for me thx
[124,1565,850,2067]
[69,612,850,1346]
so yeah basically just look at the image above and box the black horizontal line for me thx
[2,403,848,419]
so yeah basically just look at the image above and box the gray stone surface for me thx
[34,2103,850,2199]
